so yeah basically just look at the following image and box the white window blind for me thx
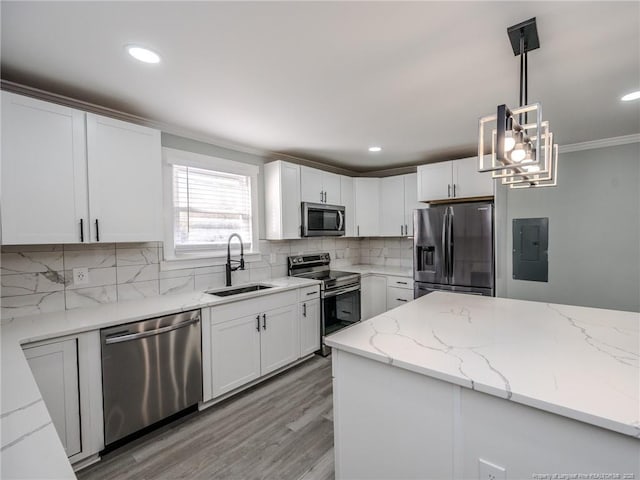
[173,165,253,252]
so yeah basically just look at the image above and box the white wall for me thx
[496,142,640,312]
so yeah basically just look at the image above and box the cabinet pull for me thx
[405,224,408,235]
[256,315,260,331]
[306,291,316,296]
[95,219,100,242]
[324,191,327,203]
[357,225,360,237]
[303,303,307,317]
[80,219,84,242]
[447,184,451,198]
[396,281,408,285]
[262,313,267,330]
[320,191,324,203]
[396,298,408,302]
[453,184,457,197]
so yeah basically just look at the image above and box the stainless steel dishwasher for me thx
[101,310,202,446]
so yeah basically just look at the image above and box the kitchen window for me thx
[163,147,259,264]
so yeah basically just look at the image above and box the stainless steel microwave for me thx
[301,202,345,237]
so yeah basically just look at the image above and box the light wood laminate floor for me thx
[78,355,334,480]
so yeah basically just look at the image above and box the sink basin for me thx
[206,284,273,297]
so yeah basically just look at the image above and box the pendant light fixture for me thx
[478,17,558,188]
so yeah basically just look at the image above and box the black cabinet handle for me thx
[303,303,307,317]
[80,219,84,242]
[256,315,260,332]
[453,184,457,197]
[306,291,315,296]
[397,281,408,285]
[396,298,408,302]
[95,219,100,242]
[262,313,267,330]
[447,184,451,198]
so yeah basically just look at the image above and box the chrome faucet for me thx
[225,233,245,286]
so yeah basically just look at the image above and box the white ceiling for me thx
[2,1,639,172]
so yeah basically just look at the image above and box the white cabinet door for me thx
[300,166,325,204]
[361,275,387,320]
[379,176,406,237]
[300,299,321,357]
[453,156,494,198]
[23,339,81,457]
[354,178,380,237]
[340,175,356,237]
[417,161,453,202]
[211,314,261,397]
[1,92,88,244]
[86,114,162,242]
[265,161,301,239]
[403,173,422,236]
[260,304,299,375]
[323,171,341,205]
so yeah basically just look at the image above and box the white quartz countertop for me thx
[325,291,640,438]
[1,276,320,479]
[338,264,413,278]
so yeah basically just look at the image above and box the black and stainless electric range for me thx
[288,253,361,356]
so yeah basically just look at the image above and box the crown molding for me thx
[559,134,640,153]
[0,80,271,160]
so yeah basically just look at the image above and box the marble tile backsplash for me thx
[1,237,370,320]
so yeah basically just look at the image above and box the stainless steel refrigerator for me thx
[414,202,494,298]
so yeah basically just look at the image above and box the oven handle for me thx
[104,318,199,344]
[323,285,360,299]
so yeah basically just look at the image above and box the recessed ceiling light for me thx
[621,90,640,102]
[126,45,161,64]
[368,146,382,152]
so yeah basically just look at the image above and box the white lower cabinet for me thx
[300,298,321,356]
[361,275,387,320]
[260,304,299,375]
[24,339,81,457]
[386,276,414,310]
[22,331,103,466]
[209,289,310,400]
[210,314,262,397]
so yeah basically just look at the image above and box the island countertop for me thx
[324,291,640,438]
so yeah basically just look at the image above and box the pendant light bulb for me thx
[510,147,527,163]
[504,132,516,152]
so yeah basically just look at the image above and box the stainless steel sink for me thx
[206,284,273,297]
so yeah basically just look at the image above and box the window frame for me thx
[162,147,260,268]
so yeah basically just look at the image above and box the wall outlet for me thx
[479,458,506,480]
[73,267,89,286]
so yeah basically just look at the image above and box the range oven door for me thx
[322,285,361,338]
[302,202,345,237]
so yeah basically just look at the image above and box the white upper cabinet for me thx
[1,92,162,245]
[1,92,88,244]
[265,160,301,240]
[354,178,380,237]
[404,173,422,236]
[86,114,162,242]
[300,166,341,205]
[453,156,494,199]
[417,157,494,202]
[379,175,405,236]
[379,173,421,237]
[417,161,454,202]
[340,175,356,237]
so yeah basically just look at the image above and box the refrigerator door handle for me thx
[448,206,454,280]
[441,209,448,282]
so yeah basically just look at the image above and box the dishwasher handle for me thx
[104,317,200,345]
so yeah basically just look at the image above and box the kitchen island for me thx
[325,292,640,479]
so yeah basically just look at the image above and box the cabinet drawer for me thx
[386,276,413,290]
[211,289,298,324]
[387,286,414,310]
[298,285,320,301]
